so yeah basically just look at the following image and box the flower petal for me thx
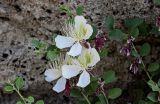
[62,65,82,79]
[75,16,87,29]
[55,35,75,49]
[53,77,66,93]
[83,24,93,40]
[77,70,90,88]
[67,42,82,57]
[44,69,61,82]
[89,48,100,67]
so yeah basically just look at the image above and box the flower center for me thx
[78,50,92,69]
[74,23,87,41]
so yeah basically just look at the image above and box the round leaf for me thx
[130,28,139,38]
[76,5,84,15]
[70,88,81,97]
[26,96,34,103]
[46,51,58,61]
[125,18,144,29]
[140,43,151,57]
[147,92,158,102]
[100,48,108,58]
[109,29,127,41]
[138,22,150,35]
[15,77,24,90]
[4,85,14,92]
[85,80,98,95]
[131,49,140,57]
[108,88,122,99]
[103,70,117,84]
[158,79,160,87]
[98,94,108,104]
[148,63,159,72]
[32,39,41,48]
[105,16,114,31]
[153,0,160,5]
[35,100,44,104]
[138,100,153,104]
[95,101,101,104]
[32,39,48,50]
[89,25,98,40]
[16,101,23,104]
[147,80,160,92]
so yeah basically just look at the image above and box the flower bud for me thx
[156,16,160,31]
[129,58,141,74]
[95,35,106,51]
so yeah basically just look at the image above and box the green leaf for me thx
[90,25,98,40]
[66,18,74,24]
[150,26,160,36]
[138,100,154,104]
[130,28,139,38]
[138,22,150,35]
[46,51,58,61]
[26,96,34,103]
[105,16,114,31]
[147,80,160,91]
[70,88,81,97]
[59,5,72,17]
[95,101,101,104]
[39,41,48,49]
[153,0,160,5]
[132,89,145,103]
[85,80,98,95]
[32,39,41,48]
[158,79,160,87]
[35,100,44,104]
[147,92,158,102]
[148,63,159,72]
[138,100,147,104]
[91,76,98,82]
[125,18,144,29]
[47,45,57,51]
[32,39,48,50]
[109,29,127,41]
[15,77,24,90]
[98,94,108,104]
[76,5,84,15]
[103,70,117,84]
[131,49,140,57]
[150,66,160,77]
[100,48,108,58]
[4,85,14,92]
[16,101,23,104]
[52,34,58,43]
[108,88,122,99]
[140,43,151,57]
[76,100,88,104]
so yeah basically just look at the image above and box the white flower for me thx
[55,16,93,57]
[44,55,71,93]
[62,48,100,88]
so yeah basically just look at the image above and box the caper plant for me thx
[105,15,160,103]
[4,77,44,104]
[32,5,122,104]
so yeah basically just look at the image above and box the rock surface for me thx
[0,0,160,104]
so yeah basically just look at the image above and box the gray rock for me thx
[0,0,159,104]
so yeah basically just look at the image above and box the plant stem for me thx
[15,88,26,104]
[132,44,152,80]
[9,82,26,104]
[101,91,109,104]
[81,91,91,104]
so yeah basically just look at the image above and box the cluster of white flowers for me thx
[45,16,100,93]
